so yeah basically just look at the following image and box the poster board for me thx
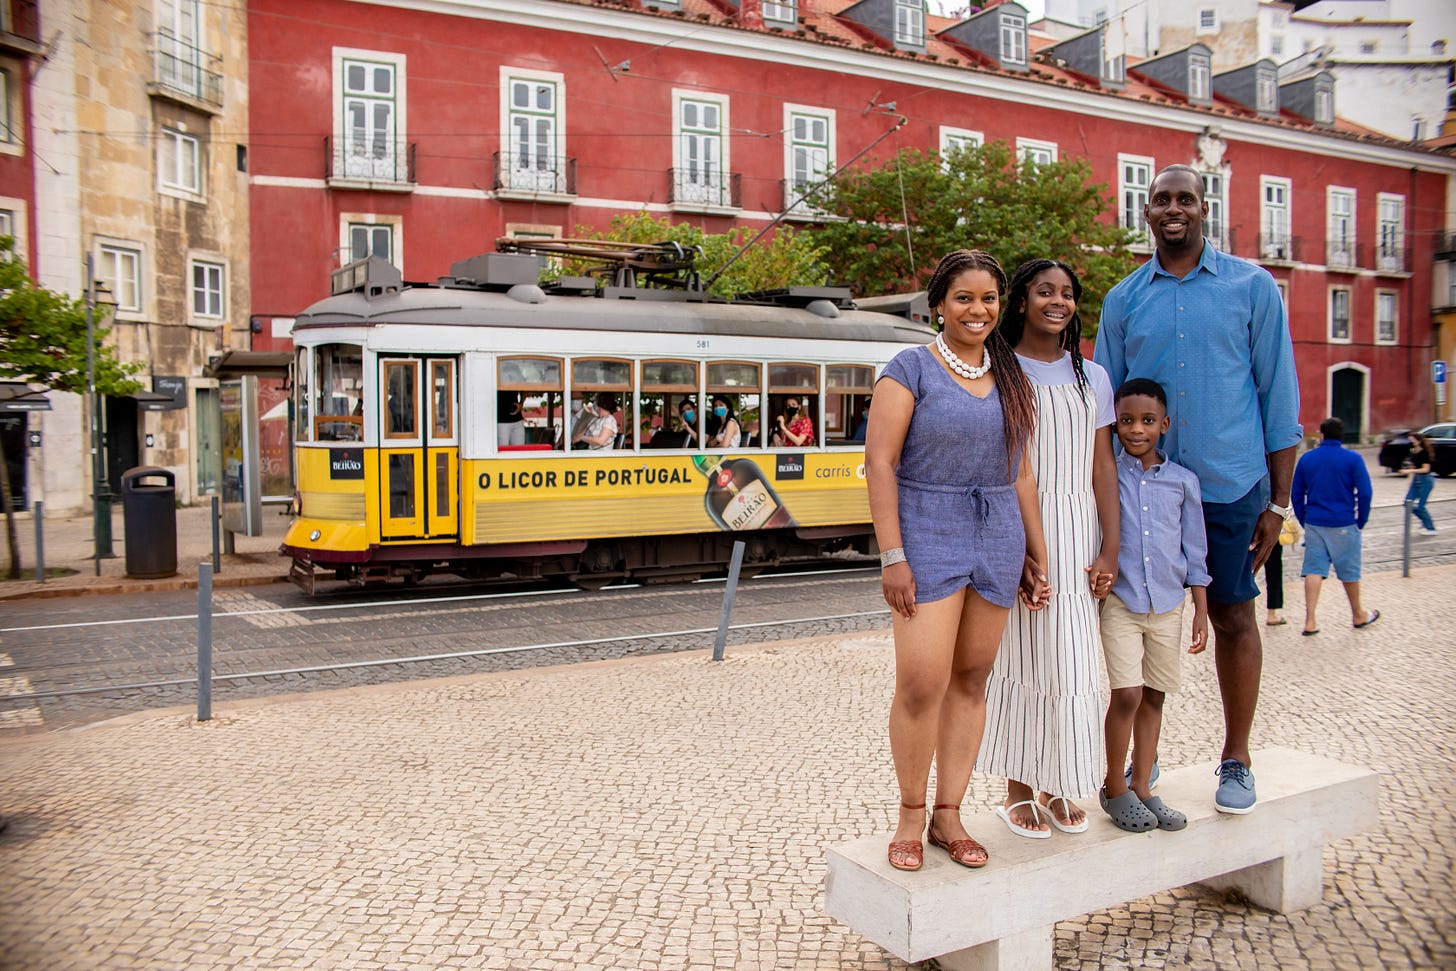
[220,375,263,536]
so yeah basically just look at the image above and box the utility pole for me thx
[85,255,114,572]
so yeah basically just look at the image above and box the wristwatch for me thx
[1266,501,1292,519]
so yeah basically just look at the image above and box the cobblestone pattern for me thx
[2,566,1453,970]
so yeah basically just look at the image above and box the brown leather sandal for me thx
[927,803,989,869]
[888,802,926,872]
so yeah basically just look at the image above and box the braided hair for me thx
[1001,258,1089,400]
[926,249,1037,476]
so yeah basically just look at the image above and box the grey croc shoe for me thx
[1140,796,1187,831]
[1099,786,1157,833]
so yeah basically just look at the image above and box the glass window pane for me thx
[572,359,631,389]
[388,454,414,517]
[708,361,759,390]
[769,363,819,391]
[347,63,365,92]
[827,364,873,389]
[642,360,697,390]
[385,362,417,437]
[372,66,391,95]
[499,357,562,388]
[431,361,453,438]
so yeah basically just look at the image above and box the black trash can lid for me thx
[121,465,175,489]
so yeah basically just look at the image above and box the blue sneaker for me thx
[1124,759,1160,791]
[1214,758,1257,814]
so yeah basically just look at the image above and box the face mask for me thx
[787,406,799,416]
[683,409,696,423]
[714,406,727,418]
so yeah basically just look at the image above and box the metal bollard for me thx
[211,495,221,575]
[713,540,747,662]
[1402,498,1413,579]
[32,500,43,583]
[198,562,213,721]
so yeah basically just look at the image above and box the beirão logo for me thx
[776,453,805,480]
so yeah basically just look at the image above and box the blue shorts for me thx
[1301,523,1363,582]
[1201,483,1264,605]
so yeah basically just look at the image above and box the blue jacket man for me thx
[1291,417,1377,636]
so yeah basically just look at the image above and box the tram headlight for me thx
[309,529,322,542]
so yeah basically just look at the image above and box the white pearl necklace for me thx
[936,334,992,380]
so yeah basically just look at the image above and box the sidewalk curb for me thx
[0,571,290,602]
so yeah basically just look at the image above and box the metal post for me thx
[211,494,221,574]
[712,540,747,662]
[1402,499,1413,578]
[85,255,114,572]
[197,562,213,721]
[32,499,43,583]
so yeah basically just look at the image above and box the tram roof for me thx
[293,284,936,346]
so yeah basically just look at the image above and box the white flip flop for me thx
[1039,795,1089,834]
[995,799,1051,839]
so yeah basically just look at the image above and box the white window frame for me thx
[1255,70,1277,113]
[1314,83,1333,125]
[0,66,14,150]
[1017,138,1057,166]
[340,212,403,274]
[894,0,925,47]
[671,90,731,211]
[783,103,835,217]
[1374,290,1397,345]
[499,66,567,196]
[156,0,206,99]
[1202,171,1227,250]
[1376,192,1405,272]
[1000,13,1027,64]
[0,195,27,263]
[939,126,983,171]
[762,0,796,24]
[1188,53,1211,101]
[1261,176,1292,260]
[1326,186,1355,268]
[159,126,202,197]
[96,241,144,315]
[332,48,408,184]
[1118,154,1154,242]
[1328,286,1352,344]
[1198,9,1218,32]
[189,257,225,322]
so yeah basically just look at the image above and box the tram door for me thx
[378,357,460,541]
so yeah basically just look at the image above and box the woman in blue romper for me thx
[867,249,1051,871]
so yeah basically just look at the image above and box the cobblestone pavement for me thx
[2,564,1453,970]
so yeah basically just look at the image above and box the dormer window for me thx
[1256,69,1277,113]
[1000,12,1027,64]
[762,0,796,25]
[1314,80,1333,125]
[1189,52,1211,101]
[894,0,924,47]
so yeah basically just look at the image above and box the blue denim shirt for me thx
[1112,449,1212,615]
[1095,242,1303,504]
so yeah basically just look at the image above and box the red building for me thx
[246,0,1456,439]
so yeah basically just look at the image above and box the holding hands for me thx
[1085,550,1117,600]
[1019,555,1052,611]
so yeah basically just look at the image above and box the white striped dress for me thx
[976,353,1114,799]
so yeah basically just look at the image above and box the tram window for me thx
[313,344,363,442]
[384,361,418,439]
[294,347,311,443]
[826,364,873,445]
[499,356,564,450]
[641,359,698,449]
[707,361,760,449]
[768,362,821,449]
[571,358,631,450]
[430,360,454,439]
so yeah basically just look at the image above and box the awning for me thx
[205,350,292,379]
[0,383,52,413]
[131,389,181,412]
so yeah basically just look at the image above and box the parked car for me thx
[1378,423,1456,476]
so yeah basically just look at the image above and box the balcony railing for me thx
[780,179,832,220]
[668,169,741,210]
[150,33,223,109]
[1326,238,1357,270]
[492,152,577,198]
[1258,233,1300,263]
[325,134,416,187]
[1375,242,1406,273]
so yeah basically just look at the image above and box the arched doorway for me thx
[1329,365,1367,444]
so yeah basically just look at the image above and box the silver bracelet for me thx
[880,547,907,568]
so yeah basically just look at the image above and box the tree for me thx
[0,238,143,578]
[565,212,830,298]
[805,141,1141,326]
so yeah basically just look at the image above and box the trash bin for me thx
[121,466,178,578]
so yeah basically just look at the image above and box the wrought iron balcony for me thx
[492,152,577,198]
[1375,241,1406,273]
[668,168,741,211]
[780,178,832,220]
[325,134,416,188]
[1258,233,1300,263]
[149,33,223,110]
[1325,237,1357,270]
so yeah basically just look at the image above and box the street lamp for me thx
[85,255,116,574]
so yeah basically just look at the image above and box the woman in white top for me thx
[572,392,620,450]
[705,394,741,448]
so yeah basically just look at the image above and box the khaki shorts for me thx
[1100,593,1185,693]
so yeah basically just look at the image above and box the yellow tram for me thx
[282,249,934,591]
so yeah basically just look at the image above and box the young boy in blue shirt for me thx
[1100,378,1211,832]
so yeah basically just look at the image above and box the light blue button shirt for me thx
[1095,242,1302,504]
[1111,449,1212,615]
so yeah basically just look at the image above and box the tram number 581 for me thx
[696,340,709,349]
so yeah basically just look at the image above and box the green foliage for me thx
[566,212,830,298]
[805,142,1142,331]
[0,238,143,395]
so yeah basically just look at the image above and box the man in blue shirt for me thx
[1291,417,1376,635]
[1095,164,1302,815]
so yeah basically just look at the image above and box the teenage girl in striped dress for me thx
[976,259,1120,838]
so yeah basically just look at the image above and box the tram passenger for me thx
[851,398,870,442]
[770,396,815,447]
[497,391,525,447]
[572,392,620,451]
[705,395,742,448]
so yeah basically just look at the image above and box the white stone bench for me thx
[824,747,1378,971]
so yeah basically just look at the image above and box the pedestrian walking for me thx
[1292,417,1377,635]
[1402,431,1438,535]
